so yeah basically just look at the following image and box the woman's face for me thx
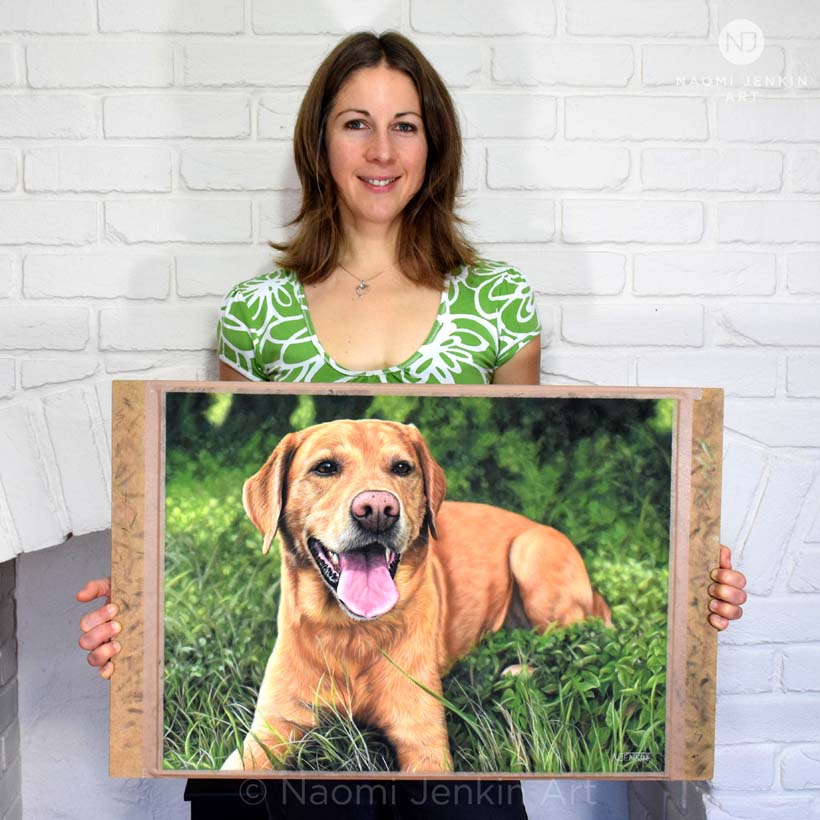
[325,62,428,237]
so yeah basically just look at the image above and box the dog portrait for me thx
[155,389,686,776]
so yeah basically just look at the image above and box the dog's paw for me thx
[501,663,535,677]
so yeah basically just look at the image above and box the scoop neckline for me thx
[290,269,456,377]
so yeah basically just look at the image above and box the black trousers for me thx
[264,779,528,820]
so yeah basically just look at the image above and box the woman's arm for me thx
[492,337,541,386]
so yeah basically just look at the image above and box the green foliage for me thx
[163,394,671,773]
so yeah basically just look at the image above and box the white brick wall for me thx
[0,4,817,819]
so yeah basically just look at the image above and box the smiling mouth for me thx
[307,537,401,619]
[358,176,400,187]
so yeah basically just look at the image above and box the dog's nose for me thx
[350,491,400,533]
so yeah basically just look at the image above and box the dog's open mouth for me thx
[307,538,401,620]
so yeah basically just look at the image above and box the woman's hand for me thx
[708,546,747,631]
[76,577,122,680]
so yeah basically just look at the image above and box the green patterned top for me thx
[217,259,541,384]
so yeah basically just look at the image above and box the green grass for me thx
[163,398,671,774]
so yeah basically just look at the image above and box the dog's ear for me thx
[412,432,446,540]
[243,432,298,556]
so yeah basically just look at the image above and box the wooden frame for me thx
[110,381,722,780]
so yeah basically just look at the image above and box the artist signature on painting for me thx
[616,751,653,762]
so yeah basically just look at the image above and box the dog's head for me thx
[243,419,446,621]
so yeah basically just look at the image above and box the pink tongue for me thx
[336,550,398,619]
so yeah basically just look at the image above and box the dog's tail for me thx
[592,590,612,627]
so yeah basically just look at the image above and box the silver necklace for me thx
[339,263,389,297]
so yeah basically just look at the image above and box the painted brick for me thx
[563,200,703,244]
[712,305,820,346]
[257,93,302,140]
[0,201,96,246]
[487,144,629,191]
[540,353,630,386]
[724,399,820,448]
[712,744,776,790]
[492,43,633,87]
[634,251,776,295]
[99,306,217,350]
[716,694,820,744]
[411,0,555,35]
[103,95,250,139]
[788,551,820,593]
[566,96,708,140]
[721,594,820,646]
[643,45,785,88]
[787,253,820,295]
[0,718,19,773]
[180,146,298,191]
[24,146,172,193]
[0,257,11,297]
[715,645,776,694]
[566,0,708,36]
[94,382,112,454]
[415,42,482,88]
[42,390,109,535]
[0,0,92,33]
[721,438,768,548]
[494,250,626,295]
[98,0,244,33]
[783,647,820,692]
[0,361,12,399]
[794,47,820,90]
[183,41,329,87]
[739,457,816,594]
[457,94,557,139]
[461,140,481,192]
[0,307,88,350]
[21,359,99,389]
[718,99,820,142]
[636,352,777,397]
[719,0,820,38]
[788,354,820,397]
[0,43,13,86]
[0,151,16,192]
[24,253,171,299]
[258,194,303,245]
[175,251,277,297]
[808,481,820,543]
[0,406,65,548]
[641,149,782,193]
[0,96,95,139]
[26,42,173,88]
[789,150,820,193]
[719,201,820,244]
[459,197,555,243]
[782,746,820,790]
[255,0,399,33]
[105,200,252,244]
[562,304,703,346]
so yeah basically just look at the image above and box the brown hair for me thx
[270,30,477,288]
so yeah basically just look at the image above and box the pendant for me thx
[356,281,369,296]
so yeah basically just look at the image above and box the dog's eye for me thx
[391,461,413,476]
[312,460,339,476]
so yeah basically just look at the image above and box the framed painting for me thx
[110,382,722,780]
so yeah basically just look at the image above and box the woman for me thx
[77,30,747,820]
